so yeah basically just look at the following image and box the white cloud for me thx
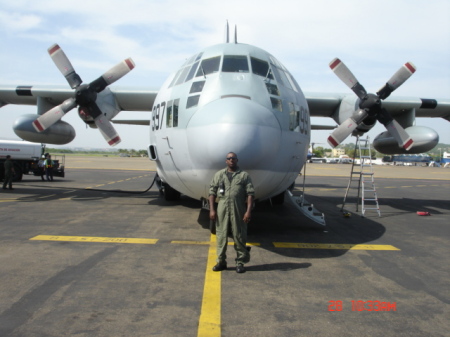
[0,11,41,32]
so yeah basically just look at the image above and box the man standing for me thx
[45,155,54,181]
[209,152,255,273]
[38,155,47,181]
[2,155,15,190]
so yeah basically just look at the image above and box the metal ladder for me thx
[341,136,381,217]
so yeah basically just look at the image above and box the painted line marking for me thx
[29,235,158,244]
[172,240,260,247]
[172,240,210,245]
[28,236,397,251]
[37,194,56,199]
[0,199,17,203]
[273,242,400,250]
[197,234,221,337]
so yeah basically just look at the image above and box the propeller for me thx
[327,58,415,151]
[32,44,135,146]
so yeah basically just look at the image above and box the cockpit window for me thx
[251,57,274,79]
[190,81,205,93]
[168,68,183,88]
[196,56,221,77]
[185,61,199,82]
[270,66,285,87]
[266,83,280,96]
[195,52,203,62]
[222,55,249,73]
[175,66,191,86]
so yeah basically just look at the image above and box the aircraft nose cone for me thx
[186,97,281,169]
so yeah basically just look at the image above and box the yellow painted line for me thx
[273,242,400,250]
[85,184,105,189]
[30,235,158,244]
[197,234,221,337]
[173,240,211,245]
[172,240,260,247]
[0,199,17,203]
[400,186,412,188]
[58,198,72,201]
[37,194,56,199]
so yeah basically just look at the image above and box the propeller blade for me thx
[385,119,414,151]
[329,58,367,100]
[89,58,135,93]
[377,62,417,99]
[48,44,82,89]
[32,98,77,132]
[327,116,359,148]
[327,109,369,148]
[94,114,121,146]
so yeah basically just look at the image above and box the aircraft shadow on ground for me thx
[4,183,162,203]
[195,195,388,259]
[9,179,447,261]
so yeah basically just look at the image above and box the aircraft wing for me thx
[2,85,449,120]
[0,85,158,112]
[112,119,150,125]
[305,92,450,121]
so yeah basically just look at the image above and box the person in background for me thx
[2,155,15,190]
[45,155,54,181]
[38,154,47,181]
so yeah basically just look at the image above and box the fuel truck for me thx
[0,140,64,181]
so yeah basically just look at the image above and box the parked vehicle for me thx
[0,140,64,181]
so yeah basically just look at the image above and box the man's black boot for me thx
[236,264,246,273]
[212,261,227,271]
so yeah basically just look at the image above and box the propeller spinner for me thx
[32,44,135,146]
[327,58,415,151]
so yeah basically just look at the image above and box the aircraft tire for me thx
[270,191,285,205]
[13,163,23,182]
[209,219,216,234]
[163,183,181,201]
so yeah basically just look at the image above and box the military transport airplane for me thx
[1,25,449,225]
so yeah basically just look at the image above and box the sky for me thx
[0,0,449,150]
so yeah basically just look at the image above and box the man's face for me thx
[226,153,238,169]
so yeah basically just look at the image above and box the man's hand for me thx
[210,209,217,221]
[243,211,251,223]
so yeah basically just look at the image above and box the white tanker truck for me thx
[0,140,64,181]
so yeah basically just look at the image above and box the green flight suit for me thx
[3,159,14,189]
[209,168,255,265]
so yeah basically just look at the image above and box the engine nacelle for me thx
[78,88,121,129]
[13,114,76,144]
[333,95,376,134]
[373,126,439,154]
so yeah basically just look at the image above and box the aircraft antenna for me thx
[234,25,238,44]
[224,20,229,43]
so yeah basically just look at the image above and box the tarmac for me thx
[0,157,449,337]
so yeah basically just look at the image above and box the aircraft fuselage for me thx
[149,43,310,201]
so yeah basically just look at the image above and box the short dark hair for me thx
[6,155,11,159]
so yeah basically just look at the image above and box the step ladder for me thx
[341,136,381,217]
